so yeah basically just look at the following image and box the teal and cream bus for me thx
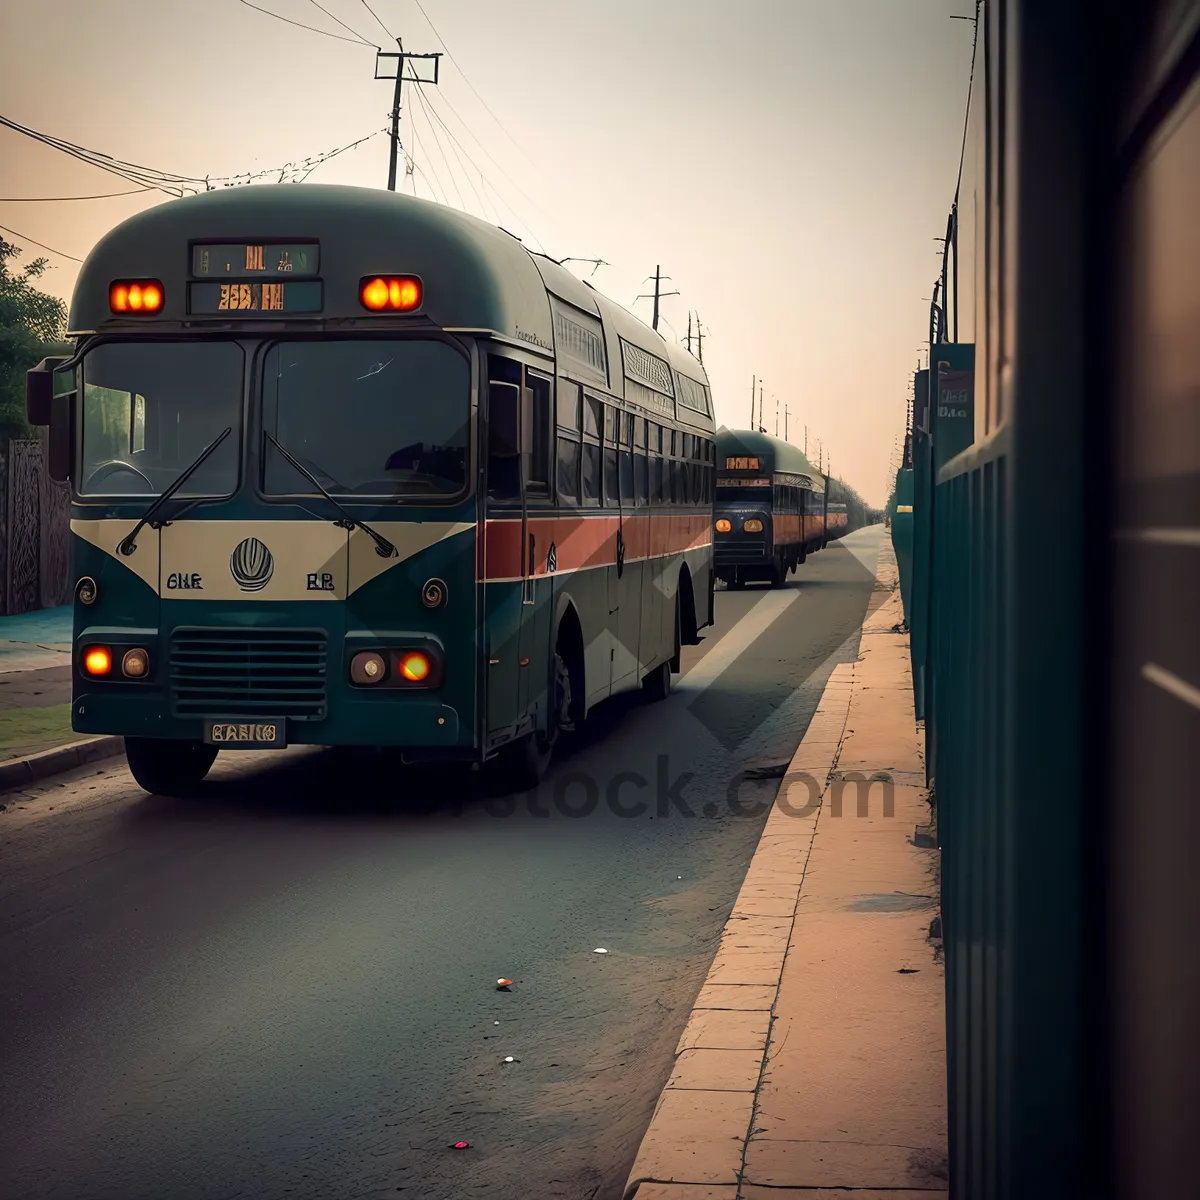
[26,185,716,795]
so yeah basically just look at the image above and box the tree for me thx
[0,239,70,442]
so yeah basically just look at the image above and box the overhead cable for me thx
[236,0,375,46]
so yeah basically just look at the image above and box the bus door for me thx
[484,373,524,738]
[613,412,642,685]
[518,372,554,721]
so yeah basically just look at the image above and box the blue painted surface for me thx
[0,606,73,644]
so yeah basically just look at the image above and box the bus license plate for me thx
[204,720,286,748]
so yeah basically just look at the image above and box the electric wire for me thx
[419,84,558,242]
[0,223,82,261]
[408,0,540,173]
[306,0,377,45]
[236,0,374,46]
[358,0,394,41]
[0,188,151,201]
[414,84,545,250]
[412,83,485,217]
[412,87,466,211]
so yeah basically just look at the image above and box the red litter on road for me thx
[449,1141,471,1150]
[496,978,513,990]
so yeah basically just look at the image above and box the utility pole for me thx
[750,376,756,427]
[785,407,789,441]
[775,394,779,437]
[758,382,764,432]
[376,40,442,192]
[695,315,704,364]
[636,267,679,333]
[685,312,693,354]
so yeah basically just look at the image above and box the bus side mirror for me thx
[26,356,67,425]
[488,382,520,459]
[27,359,75,483]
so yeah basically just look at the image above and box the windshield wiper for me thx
[118,427,232,557]
[264,432,397,558]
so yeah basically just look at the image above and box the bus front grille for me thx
[170,628,328,720]
[715,536,768,564]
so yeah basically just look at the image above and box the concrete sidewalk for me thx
[623,538,946,1199]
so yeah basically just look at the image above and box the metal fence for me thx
[0,433,72,616]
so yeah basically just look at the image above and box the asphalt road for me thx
[0,528,884,1200]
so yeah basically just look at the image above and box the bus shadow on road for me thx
[126,690,655,824]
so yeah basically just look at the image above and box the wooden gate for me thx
[1,434,71,615]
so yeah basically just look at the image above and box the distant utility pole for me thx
[750,376,756,426]
[775,394,779,437]
[636,266,679,332]
[785,407,789,441]
[759,382,764,432]
[804,425,808,455]
[685,312,693,354]
[376,39,442,192]
[695,314,704,364]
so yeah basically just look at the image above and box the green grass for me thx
[0,703,79,762]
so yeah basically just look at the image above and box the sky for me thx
[0,0,975,507]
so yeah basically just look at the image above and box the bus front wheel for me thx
[125,737,218,797]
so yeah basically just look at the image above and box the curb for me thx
[0,736,125,794]
[622,662,856,1200]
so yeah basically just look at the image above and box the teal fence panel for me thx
[890,467,915,626]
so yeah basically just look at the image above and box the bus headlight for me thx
[715,519,731,533]
[744,519,764,533]
[121,648,150,678]
[350,651,387,684]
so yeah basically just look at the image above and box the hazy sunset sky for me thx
[1,0,974,506]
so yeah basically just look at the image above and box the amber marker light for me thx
[83,646,113,676]
[121,648,149,678]
[744,519,764,533]
[359,275,422,312]
[398,650,431,683]
[109,280,164,314]
[715,518,732,533]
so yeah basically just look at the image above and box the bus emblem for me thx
[230,537,274,592]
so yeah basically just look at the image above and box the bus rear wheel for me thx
[125,737,218,797]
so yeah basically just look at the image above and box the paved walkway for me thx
[623,536,947,1198]
[0,607,75,762]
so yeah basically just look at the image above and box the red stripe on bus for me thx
[481,512,712,580]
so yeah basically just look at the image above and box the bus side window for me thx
[525,371,551,493]
[487,379,521,501]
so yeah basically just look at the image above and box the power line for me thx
[236,0,374,46]
[358,0,393,40]
[408,0,538,173]
[952,1,981,202]
[305,0,376,45]
[0,188,150,201]
[0,223,82,262]
[413,83,543,248]
[418,85,556,247]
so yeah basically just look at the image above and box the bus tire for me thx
[643,658,671,701]
[125,737,218,797]
[494,730,553,792]
[768,562,785,588]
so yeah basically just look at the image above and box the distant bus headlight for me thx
[121,648,149,678]
[351,651,387,684]
[82,646,112,676]
[744,519,764,533]
[715,519,731,533]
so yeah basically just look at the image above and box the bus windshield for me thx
[261,338,469,498]
[78,341,243,497]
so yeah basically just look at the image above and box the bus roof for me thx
[68,184,713,429]
[716,427,824,488]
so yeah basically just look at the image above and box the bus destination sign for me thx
[188,280,323,315]
[724,456,760,471]
[191,243,319,278]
